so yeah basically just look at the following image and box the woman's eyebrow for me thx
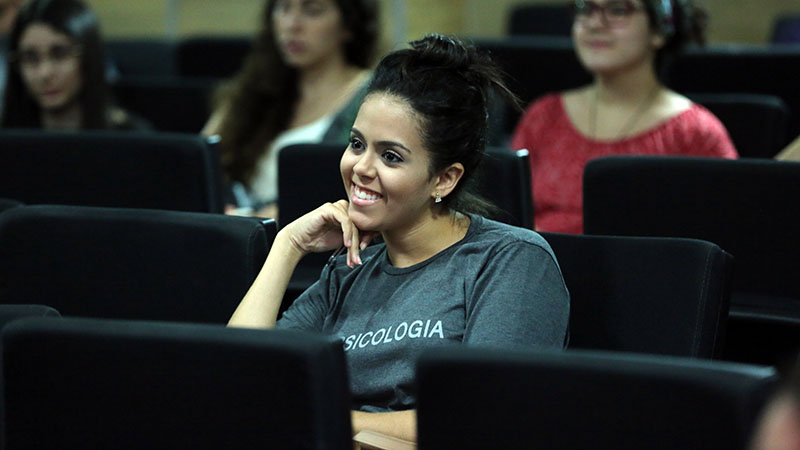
[351,127,412,153]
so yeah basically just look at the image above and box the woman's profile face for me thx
[272,0,351,69]
[340,93,440,233]
[571,0,663,76]
[17,22,82,112]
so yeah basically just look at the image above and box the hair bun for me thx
[409,33,475,72]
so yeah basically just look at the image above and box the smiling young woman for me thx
[511,0,738,234]
[228,35,571,443]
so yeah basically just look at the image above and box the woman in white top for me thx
[202,0,379,218]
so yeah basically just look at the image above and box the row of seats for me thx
[107,36,800,156]
[0,310,778,449]
[1,130,798,364]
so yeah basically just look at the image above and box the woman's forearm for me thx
[227,229,304,329]
[351,410,417,443]
[776,134,800,161]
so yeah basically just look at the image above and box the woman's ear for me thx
[433,162,465,201]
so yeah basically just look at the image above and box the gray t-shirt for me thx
[277,214,570,411]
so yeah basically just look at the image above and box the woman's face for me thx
[272,0,351,69]
[340,93,441,234]
[572,0,664,76]
[17,22,82,112]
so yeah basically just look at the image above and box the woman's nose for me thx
[353,151,376,179]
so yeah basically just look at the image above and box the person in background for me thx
[227,35,570,443]
[775,135,800,161]
[511,0,737,234]
[202,0,379,219]
[750,357,800,450]
[1,0,146,130]
[0,0,24,115]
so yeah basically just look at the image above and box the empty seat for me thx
[583,156,800,365]
[175,36,252,79]
[417,347,778,450]
[112,76,215,133]
[2,316,352,449]
[106,38,177,77]
[542,232,731,358]
[0,130,224,212]
[771,15,800,44]
[0,205,274,323]
[507,3,573,37]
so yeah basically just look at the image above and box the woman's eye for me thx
[381,151,403,163]
[349,137,365,151]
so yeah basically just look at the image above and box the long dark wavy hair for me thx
[366,34,519,217]
[213,0,379,185]
[1,0,109,129]
[642,0,707,72]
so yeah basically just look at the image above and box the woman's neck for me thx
[41,102,82,130]
[381,210,471,269]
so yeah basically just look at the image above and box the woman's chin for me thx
[348,211,381,233]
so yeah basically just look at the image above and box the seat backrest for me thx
[0,130,224,213]
[665,45,800,137]
[417,347,777,450]
[0,198,23,214]
[112,76,215,133]
[175,36,252,78]
[771,15,800,43]
[541,232,732,358]
[2,317,352,450]
[507,4,574,37]
[689,93,790,158]
[474,37,591,137]
[583,156,800,319]
[0,205,274,323]
[479,147,534,229]
[106,38,177,77]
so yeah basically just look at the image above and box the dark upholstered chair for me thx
[473,37,591,137]
[0,198,23,214]
[0,130,224,213]
[583,156,800,365]
[664,45,800,137]
[541,232,732,358]
[417,347,777,450]
[0,205,274,324]
[771,15,800,44]
[689,93,790,158]
[507,4,573,37]
[0,305,60,450]
[175,35,251,79]
[277,143,535,302]
[2,317,352,450]
[112,76,214,133]
[106,38,177,77]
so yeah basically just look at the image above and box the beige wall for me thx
[88,0,800,44]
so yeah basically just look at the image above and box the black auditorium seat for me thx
[542,232,731,358]
[417,347,777,450]
[175,35,252,79]
[507,3,574,37]
[3,317,352,449]
[112,76,215,133]
[0,130,224,212]
[0,205,275,324]
[583,156,800,366]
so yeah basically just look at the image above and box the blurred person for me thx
[202,0,379,219]
[1,0,146,130]
[750,358,800,450]
[511,0,737,234]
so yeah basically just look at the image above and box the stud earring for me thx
[434,192,442,203]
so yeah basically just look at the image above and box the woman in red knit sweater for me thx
[511,0,737,234]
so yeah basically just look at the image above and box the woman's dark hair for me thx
[213,0,379,185]
[1,0,109,129]
[365,34,519,217]
[643,0,707,73]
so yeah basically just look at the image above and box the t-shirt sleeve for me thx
[463,241,570,350]
[275,266,333,332]
[685,105,740,159]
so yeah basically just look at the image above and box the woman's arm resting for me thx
[351,410,417,443]
[227,228,304,329]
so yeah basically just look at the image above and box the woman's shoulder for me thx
[467,215,555,257]
[107,107,153,132]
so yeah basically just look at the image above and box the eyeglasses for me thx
[9,44,81,70]
[572,0,645,28]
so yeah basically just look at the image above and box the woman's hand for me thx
[283,200,378,268]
